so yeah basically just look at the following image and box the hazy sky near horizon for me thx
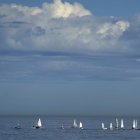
[0,0,140,115]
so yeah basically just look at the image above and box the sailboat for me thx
[60,124,64,129]
[72,119,78,128]
[110,123,113,130]
[132,120,136,129]
[33,118,42,129]
[102,122,107,130]
[120,119,124,129]
[79,122,83,129]
[131,119,140,130]
[115,118,119,129]
[135,120,140,130]
[15,120,21,129]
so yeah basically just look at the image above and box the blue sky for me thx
[0,0,140,115]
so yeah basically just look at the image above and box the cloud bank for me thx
[0,0,140,81]
[0,0,131,53]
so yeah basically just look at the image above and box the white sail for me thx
[102,122,107,130]
[73,119,78,128]
[102,122,104,129]
[110,123,113,130]
[38,118,42,127]
[133,120,136,129]
[79,122,83,129]
[120,119,124,129]
[116,118,119,128]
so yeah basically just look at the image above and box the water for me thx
[0,116,140,140]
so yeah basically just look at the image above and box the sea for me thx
[0,116,140,140]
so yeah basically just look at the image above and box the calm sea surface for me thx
[0,116,140,140]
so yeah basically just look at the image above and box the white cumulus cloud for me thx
[43,0,91,18]
[96,21,130,39]
[0,0,140,55]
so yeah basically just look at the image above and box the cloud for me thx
[43,0,91,18]
[96,21,130,39]
[0,0,132,53]
[0,0,91,52]
[0,0,140,81]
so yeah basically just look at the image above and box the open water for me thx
[0,116,140,140]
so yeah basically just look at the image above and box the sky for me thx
[0,0,140,116]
